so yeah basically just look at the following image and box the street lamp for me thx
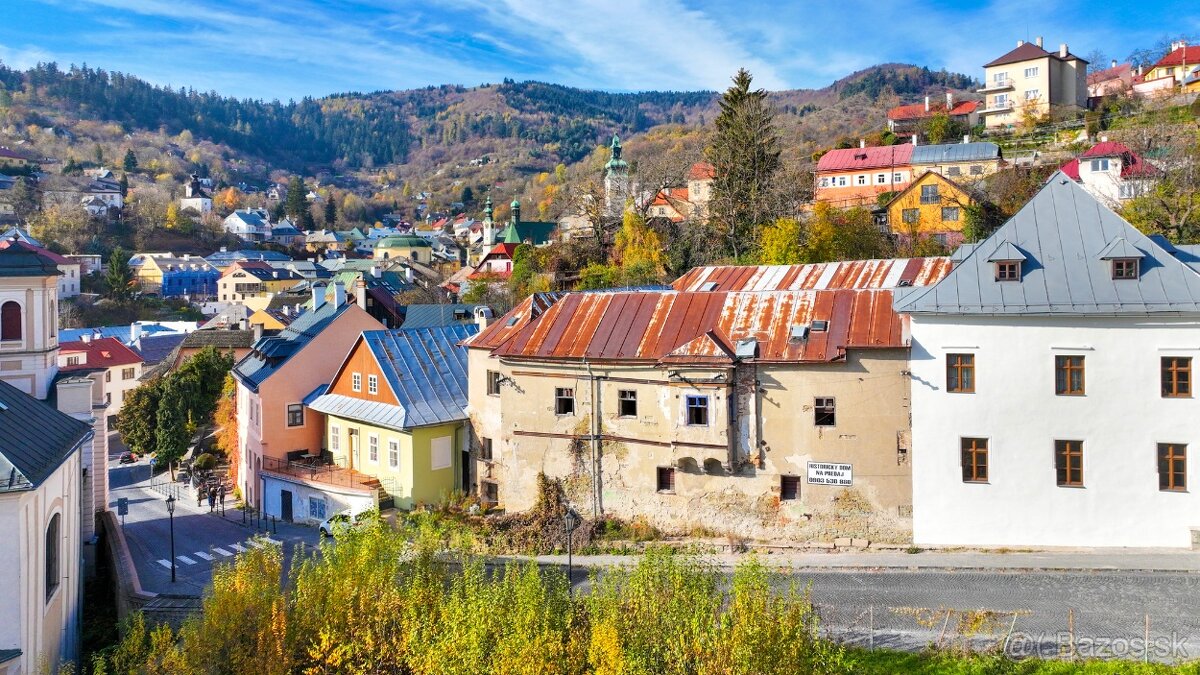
[165,495,177,583]
[563,507,581,598]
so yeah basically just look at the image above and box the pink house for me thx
[232,282,383,509]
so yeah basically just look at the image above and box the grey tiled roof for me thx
[896,172,1200,316]
[182,329,256,349]
[0,379,92,491]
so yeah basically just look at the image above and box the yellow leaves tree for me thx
[215,186,244,213]
[800,203,893,263]
[758,218,802,265]
[613,211,665,283]
[164,202,180,230]
[213,374,239,485]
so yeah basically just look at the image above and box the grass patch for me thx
[849,649,1192,674]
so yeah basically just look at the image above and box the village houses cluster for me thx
[0,33,1198,675]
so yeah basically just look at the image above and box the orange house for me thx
[815,144,915,207]
[232,283,384,509]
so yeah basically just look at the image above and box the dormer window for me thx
[995,261,1021,281]
[1112,258,1139,280]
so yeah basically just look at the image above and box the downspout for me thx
[584,359,602,517]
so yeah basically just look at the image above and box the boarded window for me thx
[1055,440,1084,487]
[814,397,836,426]
[618,389,637,417]
[1162,357,1191,397]
[555,387,575,415]
[0,301,20,341]
[685,395,708,426]
[780,475,800,500]
[480,437,493,461]
[431,436,452,470]
[482,481,499,504]
[1158,443,1186,492]
[961,438,988,482]
[656,466,675,493]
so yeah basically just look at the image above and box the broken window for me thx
[555,387,575,415]
[480,437,493,461]
[482,481,499,504]
[685,395,709,426]
[814,397,836,427]
[618,389,637,417]
[656,466,675,493]
[780,475,800,500]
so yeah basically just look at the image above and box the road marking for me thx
[212,547,233,557]
[194,551,213,561]
[246,540,263,549]
[177,555,197,565]
[157,559,173,569]
[229,543,247,552]
[265,537,283,545]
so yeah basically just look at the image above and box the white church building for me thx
[896,172,1200,549]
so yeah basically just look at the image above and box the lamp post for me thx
[563,507,581,598]
[165,495,176,583]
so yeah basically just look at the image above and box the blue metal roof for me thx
[911,142,1002,165]
[60,323,188,344]
[401,304,483,329]
[308,324,478,429]
[896,172,1200,315]
[233,301,354,392]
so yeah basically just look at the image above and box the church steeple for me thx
[603,134,630,217]
[482,195,495,246]
[510,198,521,225]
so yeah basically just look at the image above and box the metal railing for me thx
[260,455,379,491]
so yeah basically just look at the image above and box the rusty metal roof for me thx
[672,257,952,293]
[465,292,565,350]
[489,289,906,364]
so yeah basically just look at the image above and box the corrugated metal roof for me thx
[0,379,91,491]
[911,142,1001,164]
[233,301,355,392]
[672,258,951,293]
[816,144,914,172]
[491,289,906,364]
[466,292,565,350]
[364,324,477,428]
[308,394,409,431]
[401,304,483,329]
[896,172,1200,315]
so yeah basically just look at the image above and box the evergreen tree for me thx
[118,172,129,197]
[323,198,336,227]
[9,177,39,222]
[300,209,316,231]
[122,148,138,172]
[93,143,104,165]
[117,378,162,457]
[284,176,307,218]
[706,69,782,259]
[460,186,474,210]
[104,246,136,301]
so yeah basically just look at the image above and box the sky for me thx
[1,0,1197,101]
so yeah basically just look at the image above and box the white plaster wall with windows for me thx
[909,314,1200,548]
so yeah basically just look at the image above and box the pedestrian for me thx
[218,485,226,509]
[197,485,204,507]
[208,486,217,512]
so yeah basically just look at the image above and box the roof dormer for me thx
[987,240,1026,281]
[1098,237,1143,280]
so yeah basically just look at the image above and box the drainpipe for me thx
[584,359,602,517]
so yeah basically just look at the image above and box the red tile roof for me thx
[1060,141,1160,181]
[887,100,978,121]
[686,162,716,180]
[985,42,1085,68]
[1151,45,1196,69]
[1087,62,1132,86]
[59,337,143,370]
[816,144,913,172]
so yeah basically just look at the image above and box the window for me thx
[66,356,80,366]
[993,71,1008,83]
[893,172,903,183]
[920,184,939,204]
[961,438,989,482]
[1090,158,1110,172]
[618,389,637,418]
[836,176,847,187]
[947,166,961,177]
[104,370,111,383]
[388,439,399,468]
[856,175,867,186]
[814,397,836,426]
[1055,440,1084,487]
[122,367,136,379]
[1,301,20,341]
[994,93,1008,107]
[330,426,340,452]
[1055,356,1085,396]
[1162,357,1192,397]
[45,514,60,601]
[486,370,501,396]
[555,387,575,415]
[308,497,327,520]
[480,437,493,461]
[685,395,709,426]
[287,403,304,427]
[876,173,887,184]
[946,354,975,393]
[1159,443,1187,491]
[351,372,361,392]
[970,165,984,175]
[368,374,378,395]
[780,475,800,500]
[656,466,676,493]
[1024,66,1039,78]
[995,261,1021,281]
[1025,89,1041,101]
[902,208,919,224]
[482,481,499,504]
[368,434,379,463]
[941,207,960,222]
[818,178,830,188]
[1112,259,1139,279]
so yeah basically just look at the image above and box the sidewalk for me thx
[517,549,1200,573]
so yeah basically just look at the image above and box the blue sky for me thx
[1,0,1196,100]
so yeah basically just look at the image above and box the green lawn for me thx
[850,649,1200,674]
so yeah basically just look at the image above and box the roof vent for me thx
[897,279,913,287]
[699,281,719,292]
[790,325,810,342]
[735,338,758,359]
[505,314,521,327]
[811,320,829,332]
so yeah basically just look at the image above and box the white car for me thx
[318,510,370,537]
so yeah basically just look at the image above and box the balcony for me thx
[979,100,1015,115]
[977,79,1014,93]
[261,455,382,493]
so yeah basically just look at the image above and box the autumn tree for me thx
[612,211,666,283]
[1119,121,1200,242]
[215,187,244,214]
[214,375,239,482]
[801,203,892,263]
[706,69,782,259]
[758,218,802,265]
[27,203,94,253]
[8,177,39,223]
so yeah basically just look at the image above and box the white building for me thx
[180,174,213,215]
[897,173,1200,548]
[1060,140,1159,206]
[222,208,272,241]
[57,335,144,422]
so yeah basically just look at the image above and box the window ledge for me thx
[657,490,676,495]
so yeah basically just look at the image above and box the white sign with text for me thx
[807,461,853,486]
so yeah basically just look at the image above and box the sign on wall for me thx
[807,462,853,486]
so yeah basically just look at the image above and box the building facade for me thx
[883,171,974,246]
[977,38,1087,129]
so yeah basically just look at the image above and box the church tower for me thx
[603,134,630,216]
[0,239,61,398]
[482,195,495,246]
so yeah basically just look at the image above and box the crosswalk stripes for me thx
[229,543,247,552]
[265,537,283,545]
[194,551,214,561]
[177,555,197,565]
[245,540,264,549]
[157,559,173,569]
[212,547,233,557]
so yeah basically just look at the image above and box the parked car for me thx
[118,452,138,464]
[318,510,371,537]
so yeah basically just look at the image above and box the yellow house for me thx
[249,308,291,331]
[374,235,433,264]
[977,38,1087,129]
[885,171,974,245]
[305,324,477,512]
[217,260,305,303]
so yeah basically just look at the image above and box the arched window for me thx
[45,513,60,601]
[0,301,20,341]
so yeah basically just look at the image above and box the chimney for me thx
[924,95,930,112]
[1017,39,1025,47]
[1111,59,1118,69]
[312,283,327,311]
[355,279,367,311]
[239,318,248,330]
[81,332,92,344]
[945,91,953,109]
[371,265,381,278]
[474,306,494,331]
[130,323,142,344]
[253,323,263,342]
[1059,43,1068,58]
[911,134,919,146]
[332,282,346,308]
[404,267,414,284]
[963,134,970,144]
[859,139,866,149]
[1036,36,1044,48]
